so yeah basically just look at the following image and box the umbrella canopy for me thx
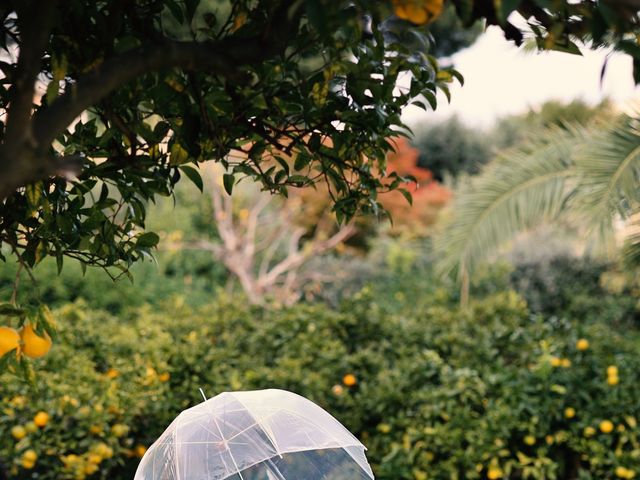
[135,389,375,480]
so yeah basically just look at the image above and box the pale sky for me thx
[403,26,640,128]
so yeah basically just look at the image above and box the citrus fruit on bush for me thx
[20,324,52,358]
[392,0,443,25]
[0,326,20,357]
[34,411,50,428]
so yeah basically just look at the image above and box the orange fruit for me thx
[576,338,589,350]
[0,326,21,357]
[392,0,443,25]
[134,445,147,457]
[20,324,52,359]
[34,411,50,428]
[600,420,614,433]
[343,374,357,387]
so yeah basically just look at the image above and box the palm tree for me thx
[435,113,640,304]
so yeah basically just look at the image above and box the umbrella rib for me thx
[205,398,245,480]
[230,394,284,459]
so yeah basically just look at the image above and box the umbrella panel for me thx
[227,447,373,480]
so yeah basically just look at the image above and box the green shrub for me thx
[1,290,639,479]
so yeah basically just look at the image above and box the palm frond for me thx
[575,115,640,239]
[622,213,640,270]
[435,126,583,281]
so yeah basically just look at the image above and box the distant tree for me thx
[491,98,616,150]
[380,137,451,234]
[172,168,356,305]
[411,116,492,180]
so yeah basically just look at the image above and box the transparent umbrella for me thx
[134,389,375,480]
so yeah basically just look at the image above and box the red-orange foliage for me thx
[380,137,451,234]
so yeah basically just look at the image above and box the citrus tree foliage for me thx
[0,0,638,280]
[0,0,459,278]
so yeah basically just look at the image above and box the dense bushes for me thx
[1,288,639,479]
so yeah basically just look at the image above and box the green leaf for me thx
[179,165,204,192]
[0,303,25,317]
[136,232,160,248]
[223,174,235,195]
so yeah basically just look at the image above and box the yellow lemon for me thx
[25,422,38,433]
[487,467,504,479]
[20,324,52,359]
[583,426,596,437]
[11,425,27,440]
[378,423,392,434]
[561,358,571,368]
[87,454,102,465]
[84,463,99,475]
[608,375,620,386]
[600,420,614,433]
[565,407,576,419]
[616,466,636,479]
[576,339,589,350]
[0,326,21,357]
[550,357,562,367]
[111,423,129,438]
[22,450,37,463]
[159,372,170,382]
[524,435,536,446]
[89,425,103,435]
[607,365,619,376]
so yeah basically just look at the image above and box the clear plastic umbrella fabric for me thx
[134,389,375,480]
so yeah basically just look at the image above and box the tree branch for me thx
[4,1,56,153]
[32,35,277,149]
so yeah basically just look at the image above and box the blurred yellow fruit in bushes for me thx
[111,423,129,437]
[343,373,357,386]
[105,368,119,379]
[87,454,102,465]
[0,326,20,357]
[608,365,619,376]
[20,324,52,358]
[22,449,37,463]
[34,411,50,428]
[11,425,26,440]
[25,421,38,433]
[584,426,596,437]
[134,445,147,457]
[561,358,571,368]
[608,375,620,386]
[159,372,170,382]
[91,442,113,459]
[89,425,103,435]
[565,407,576,419]
[84,463,99,475]
[524,435,535,445]
[331,384,343,396]
[392,0,443,25]
[616,466,636,479]
[600,420,614,433]
[487,467,504,479]
[550,356,562,367]
[576,338,589,350]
